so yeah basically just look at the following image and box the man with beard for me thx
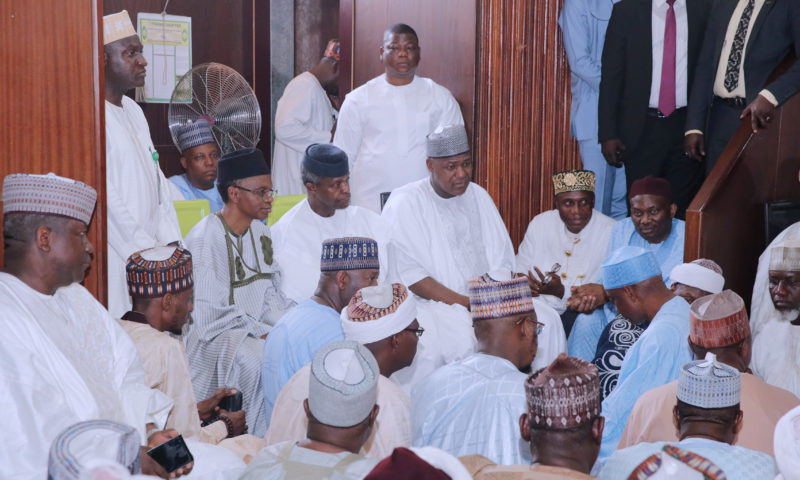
[168,119,224,212]
[273,39,342,195]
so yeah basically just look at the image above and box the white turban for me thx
[669,260,724,294]
[341,284,418,344]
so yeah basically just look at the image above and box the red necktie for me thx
[659,0,677,117]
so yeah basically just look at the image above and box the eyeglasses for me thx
[404,327,425,338]
[233,185,277,199]
[515,316,544,336]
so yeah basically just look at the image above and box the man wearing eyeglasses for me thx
[182,147,296,438]
[411,276,544,465]
[265,283,420,458]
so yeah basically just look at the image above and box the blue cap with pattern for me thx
[175,118,216,153]
[320,237,379,272]
[677,352,740,409]
[602,246,661,290]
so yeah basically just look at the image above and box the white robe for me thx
[333,74,464,212]
[105,96,183,317]
[0,273,173,479]
[271,199,390,303]
[515,209,616,313]
[272,72,337,195]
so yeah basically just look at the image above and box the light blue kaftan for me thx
[568,217,685,361]
[411,353,530,465]
[169,173,224,212]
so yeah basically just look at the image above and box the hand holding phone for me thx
[146,434,194,474]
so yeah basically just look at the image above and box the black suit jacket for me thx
[686,0,800,132]
[598,0,711,148]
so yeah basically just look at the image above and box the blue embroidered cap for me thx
[320,237,379,272]
[602,246,661,290]
[175,118,216,153]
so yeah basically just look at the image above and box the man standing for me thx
[272,143,388,303]
[334,23,463,212]
[516,170,616,335]
[595,246,692,460]
[183,147,295,437]
[685,0,800,171]
[262,237,380,423]
[168,119,224,212]
[599,354,776,479]
[619,290,799,457]
[412,276,544,464]
[273,39,341,195]
[103,10,183,317]
[568,176,684,361]
[599,0,711,218]
[266,283,419,458]
[559,0,626,219]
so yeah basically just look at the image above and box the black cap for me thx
[302,143,349,178]
[217,148,269,185]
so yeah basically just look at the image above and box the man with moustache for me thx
[168,119,224,212]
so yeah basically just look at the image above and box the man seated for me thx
[619,290,798,457]
[272,143,388,303]
[168,119,224,212]
[262,237,380,423]
[568,176,685,361]
[120,245,266,461]
[412,276,544,464]
[596,246,691,460]
[516,169,616,337]
[598,354,777,479]
[183,147,295,437]
[266,283,418,458]
[241,341,382,479]
[462,354,604,479]
[750,241,800,397]
[0,173,191,478]
[592,259,723,399]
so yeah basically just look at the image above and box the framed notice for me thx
[137,12,192,103]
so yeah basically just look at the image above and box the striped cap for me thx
[48,420,141,479]
[175,118,216,153]
[689,290,749,349]
[468,275,535,321]
[126,246,193,298]
[2,173,97,225]
[320,237,379,272]
[677,353,740,409]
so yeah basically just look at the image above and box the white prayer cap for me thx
[103,11,137,46]
[341,283,418,344]
[774,405,800,480]
[426,124,469,158]
[677,353,740,409]
[770,240,800,272]
[48,420,141,480]
[669,259,725,294]
[308,341,379,428]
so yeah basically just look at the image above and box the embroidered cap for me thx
[602,246,661,290]
[769,240,800,272]
[341,283,417,344]
[320,237,379,272]
[3,173,97,225]
[48,420,141,480]
[103,10,137,45]
[677,352,740,409]
[126,246,193,298]
[690,289,749,349]
[468,275,536,321]
[174,118,216,153]
[426,124,470,159]
[526,353,601,429]
[552,170,595,196]
[302,143,349,179]
[308,341,379,427]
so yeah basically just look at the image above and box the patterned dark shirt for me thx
[592,314,650,400]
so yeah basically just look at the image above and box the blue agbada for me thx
[597,296,692,462]
[568,217,685,361]
[411,353,530,465]
[169,174,224,212]
[261,299,345,426]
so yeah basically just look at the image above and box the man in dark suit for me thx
[685,0,800,172]
[599,0,711,219]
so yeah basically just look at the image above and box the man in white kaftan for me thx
[272,143,389,302]
[333,23,463,212]
[183,148,295,437]
[272,40,340,195]
[104,11,182,318]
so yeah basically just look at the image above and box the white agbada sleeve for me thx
[274,73,335,152]
[332,89,364,171]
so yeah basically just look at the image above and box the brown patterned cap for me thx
[689,289,749,349]
[526,353,601,429]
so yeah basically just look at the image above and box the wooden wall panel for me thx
[0,0,107,302]
[103,0,270,176]
[475,0,581,247]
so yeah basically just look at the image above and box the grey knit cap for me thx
[308,340,379,427]
[426,124,470,158]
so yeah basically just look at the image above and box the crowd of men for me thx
[3,5,800,480]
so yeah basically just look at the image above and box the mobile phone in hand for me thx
[146,434,193,473]
[218,390,243,412]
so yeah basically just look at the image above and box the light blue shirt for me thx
[598,296,692,460]
[261,299,345,425]
[411,353,530,465]
[169,173,224,212]
[598,438,776,480]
